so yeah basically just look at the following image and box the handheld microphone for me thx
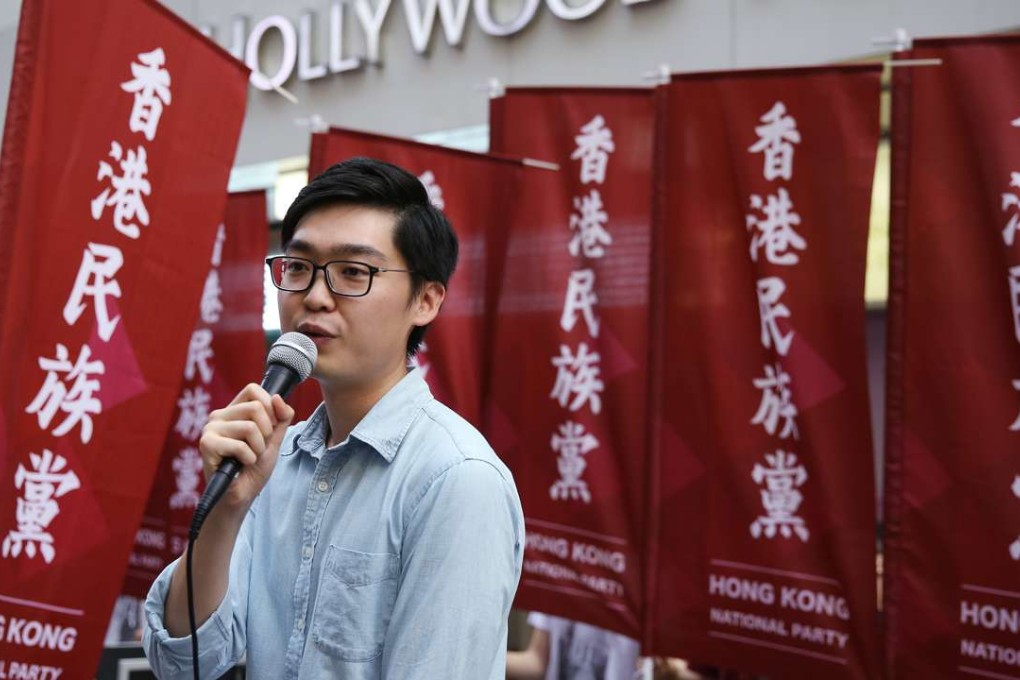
[190,331,318,537]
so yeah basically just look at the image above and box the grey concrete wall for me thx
[1,0,1019,165]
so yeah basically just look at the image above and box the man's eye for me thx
[285,260,310,273]
[340,266,368,278]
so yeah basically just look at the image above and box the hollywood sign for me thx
[200,0,658,90]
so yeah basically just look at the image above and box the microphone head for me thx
[267,332,318,381]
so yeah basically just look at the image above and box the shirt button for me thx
[317,480,329,493]
[296,618,305,631]
[303,546,313,560]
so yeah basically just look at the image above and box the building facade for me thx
[1,0,1019,170]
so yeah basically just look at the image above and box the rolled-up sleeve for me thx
[382,458,524,679]
[142,511,256,679]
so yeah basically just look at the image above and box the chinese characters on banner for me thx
[646,66,881,677]
[283,127,525,427]
[0,0,248,676]
[489,89,655,637]
[885,36,1020,680]
[118,191,267,615]
[744,102,809,545]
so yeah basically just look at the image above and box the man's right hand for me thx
[198,383,295,514]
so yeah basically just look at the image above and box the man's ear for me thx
[412,281,446,326]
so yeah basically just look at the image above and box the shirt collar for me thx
[291,368,433,463]
[290,401,331,459]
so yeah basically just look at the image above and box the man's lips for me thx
[296,323,336,339]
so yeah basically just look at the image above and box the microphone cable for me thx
[187,522,200,680]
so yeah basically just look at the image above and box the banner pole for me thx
[885,58,942,68]
[520,158,560,171]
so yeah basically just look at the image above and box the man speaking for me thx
[142,157,525,678]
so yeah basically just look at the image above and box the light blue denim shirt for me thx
[143,369,524,679]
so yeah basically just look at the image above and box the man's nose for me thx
[302,268,335,306]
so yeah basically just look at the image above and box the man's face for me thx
[278,203,443,390]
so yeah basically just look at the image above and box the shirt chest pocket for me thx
[312,545,400,662]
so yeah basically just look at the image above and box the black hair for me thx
[281,157,459,357]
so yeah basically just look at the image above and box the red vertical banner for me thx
[285,128,524,428]
[647,66,882,677]
[885,36,1020,680]
[0,0,248,677]
[488,88,655,637]
[121,191,268,602]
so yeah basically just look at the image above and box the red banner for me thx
[0,0,248,676]
[120,191,267,608]
[885,36,1020,680]
[488,88,655,638]
[282,128,524,427]
[646,66,881,677]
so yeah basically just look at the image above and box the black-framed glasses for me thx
[266,256,415,298]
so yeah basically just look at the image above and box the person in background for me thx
[506,612,707,679]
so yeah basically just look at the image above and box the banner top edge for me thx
[667,62,883,83]
[913,31,1020,49]
[501,86,655,96]
[311,126,542,169]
